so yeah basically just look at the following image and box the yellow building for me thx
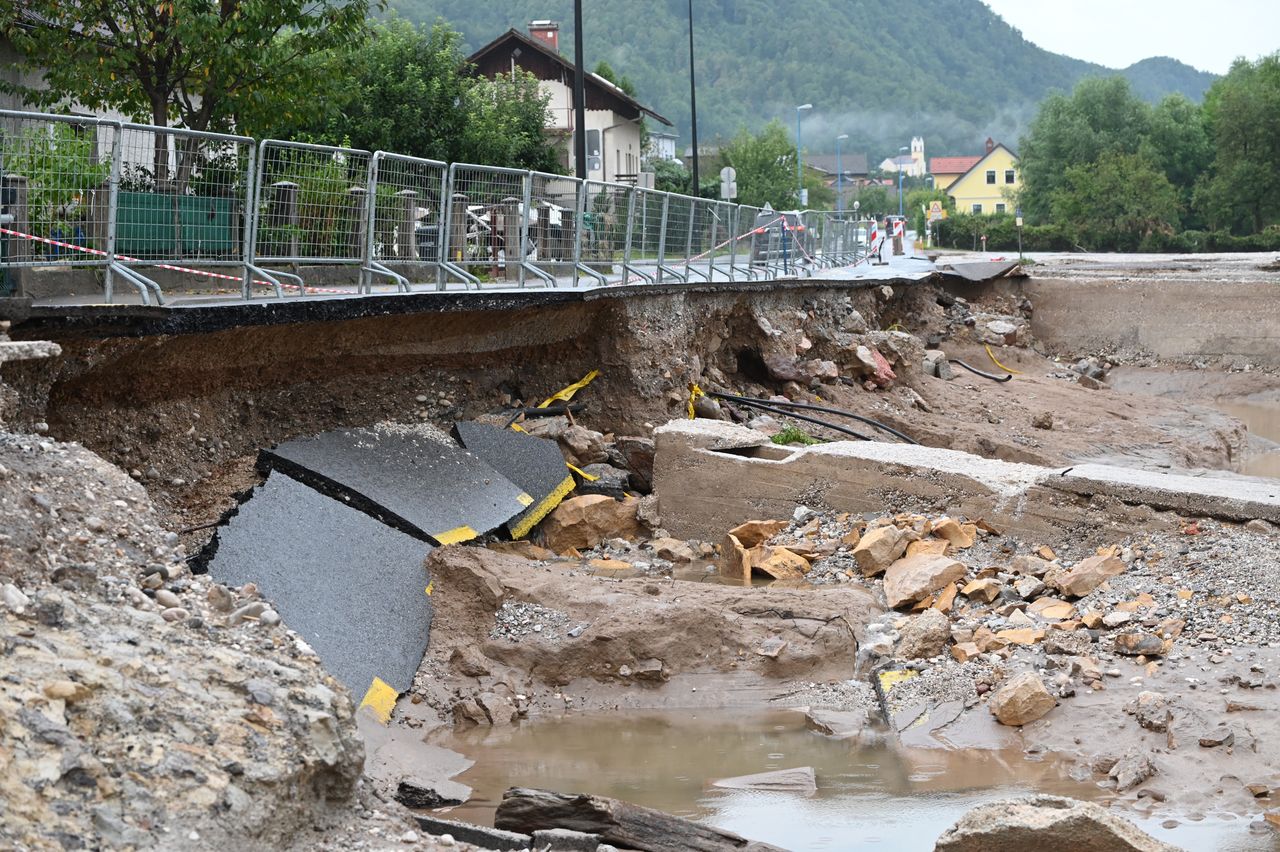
[946,140,1020,215]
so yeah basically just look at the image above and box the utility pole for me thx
[687,0,699,196]
[573,0,588,180]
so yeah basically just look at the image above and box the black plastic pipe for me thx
[710,391,917,444]
[711,394,873,441]
[948,359,1013,383]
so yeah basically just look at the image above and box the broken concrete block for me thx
[712,767,817,794]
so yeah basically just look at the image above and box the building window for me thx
[1005,169,1016,184]
[995,203,1006,214]
[972,203,983,214]
[985,170,996,185]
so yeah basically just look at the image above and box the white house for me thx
[878,136,926,178]
[468,24,673,184]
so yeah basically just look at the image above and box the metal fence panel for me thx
[113,123,253,265]
[529,170,581,283]
[443,163,537,287]
[252,140,371,265]
[0,110,118,271]
[581,179,630,283]
[364,151,447,290]
[625,187,666,283]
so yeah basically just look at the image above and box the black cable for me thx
[948,359,1013,383]
[714,395,873,441]
[502,402,586,428]
[710,390,918,444]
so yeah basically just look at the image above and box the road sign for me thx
[720,166,737,200]
[929,200,944,222]
[798,188,808,206]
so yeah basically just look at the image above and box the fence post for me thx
[623,188,636,274]
[497,195,518,284]
[573,182,586,287]
[269,181,300,261]
[727,205,738,282]
[656,194,669,283]
[345,185,366,269]
[396,189,417,261]
[2,175,28,296]
[519,172,533,287]
[684,199,696,279]
[104,124,123,302]
[242,142,258,299]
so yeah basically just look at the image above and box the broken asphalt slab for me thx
[204,470,433,707]
[453,420,576,539]
[260,423,532,545]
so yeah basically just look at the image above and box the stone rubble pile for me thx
[0,432,369,850]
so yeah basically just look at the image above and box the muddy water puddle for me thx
[1215,398,1280,477]
[429,709,1269,850]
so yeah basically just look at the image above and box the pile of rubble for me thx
[0,430,383,848]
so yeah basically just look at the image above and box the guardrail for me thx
[0,109,875,304]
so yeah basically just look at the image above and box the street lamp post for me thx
[897,144,908,218]
[835,133,848,214]
[795,103,812,205]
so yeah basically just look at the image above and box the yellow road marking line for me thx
[358,677,397,725]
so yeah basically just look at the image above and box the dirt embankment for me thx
[3,277,1262,545]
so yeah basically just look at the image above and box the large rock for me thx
[541,495,644,552]
[614,436,656,492]
[853,525,909,576]
[897,608,952,659]
[751,546,810,580]
[988,672,1056,726]
[727,519,788,549]
[1049,554,1125,598]
[883,553,966,608]
[934,795,1178,851]
[559,426,609,466]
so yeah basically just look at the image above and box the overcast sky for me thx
[982,0,1280,74]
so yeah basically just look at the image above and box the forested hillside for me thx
[388,0,1215,157]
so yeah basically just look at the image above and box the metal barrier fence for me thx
[362,151,448,292]
[0,109,877,303]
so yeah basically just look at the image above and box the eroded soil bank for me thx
[6,262,1280,849]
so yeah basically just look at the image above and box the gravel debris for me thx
[490,601,573,642]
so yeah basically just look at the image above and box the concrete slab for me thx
[937,259,1021,283]
[413,815,531,851]
[204,471,433,701]
[261,423,531,545]
[652,419,1280,542]
[1054,463,1280,524]
[453,421,576,539]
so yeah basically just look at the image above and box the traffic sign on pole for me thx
[719,166,737,200]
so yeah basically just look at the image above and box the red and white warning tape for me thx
[0,225,355,296]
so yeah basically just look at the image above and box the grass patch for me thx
[771,426,823,446]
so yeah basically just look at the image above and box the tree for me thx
[651,159,690,194]
[1049,151,1181,250]
[905,187,953,233]
[260,18,557,172]
[1018,77,1152,220]
[1195,54,1280,234]
[2,0,371,184]
[719,121,798,209]
[853,185,892,217]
